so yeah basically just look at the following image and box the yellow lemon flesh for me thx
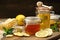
[16,14,25,25]
[35,28,53,37]
[13,32,30,36]
[35,30,49,37]
[44,28,53,36]
[13,32,23,36]
[6,35,13,37]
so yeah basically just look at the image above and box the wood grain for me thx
[1,32,60,40]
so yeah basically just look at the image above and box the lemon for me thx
[6,35,13,37]
[13,32,30,36]
[16,14,25,21]
[17,21,24,26]
[35,28,53,37]
[22,32,30,36]
[35,30,49,37]
[13,32,23,36]
[16,14,25,25]
[44,28,53,36]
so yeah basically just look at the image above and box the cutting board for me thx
[1,32,60,40]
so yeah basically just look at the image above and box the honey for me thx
[25,17,40,35]
[25,24,40,35]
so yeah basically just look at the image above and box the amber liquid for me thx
[25,24,40,35]
[37,13,50,29]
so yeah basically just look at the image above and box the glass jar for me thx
[25,17,41,35]
[50,15,58,24]
[50,15,60,25]
[36,10,50,29]
[13,26,24,33]
[50,15,60,31]
[36,7,51,29]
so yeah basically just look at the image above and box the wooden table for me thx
[1,32,60,40]
[1,19,60,40]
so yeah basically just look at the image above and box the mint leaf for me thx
[3,27,14,35]
[50,23,59,32]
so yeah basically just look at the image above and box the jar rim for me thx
[36,11,54,14]
[25,16,41,21]
[25,16,40,19]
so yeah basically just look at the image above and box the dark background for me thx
[0,0,60,18]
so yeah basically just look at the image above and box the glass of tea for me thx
[25,17,41,35]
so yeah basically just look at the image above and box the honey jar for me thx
[25,17,41,35]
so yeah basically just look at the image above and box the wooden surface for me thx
[1,32,60,40]
[0,19,60,40]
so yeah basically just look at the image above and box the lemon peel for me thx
[16,14,25,25]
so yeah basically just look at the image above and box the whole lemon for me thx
[16,14,25,25]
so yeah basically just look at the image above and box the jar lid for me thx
[36,7,50,11]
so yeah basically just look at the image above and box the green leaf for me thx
[3,27,8,33]
[7,28,14,34]
[50,23,59,32]
[3,27,14,35]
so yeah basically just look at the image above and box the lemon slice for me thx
[22,32,30,36]
[13,32,30,37]
[13,32,23,36]
[6,35,13,37]
[35,30,49,37]
[35,28,53,37]
[44,28,53,36]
